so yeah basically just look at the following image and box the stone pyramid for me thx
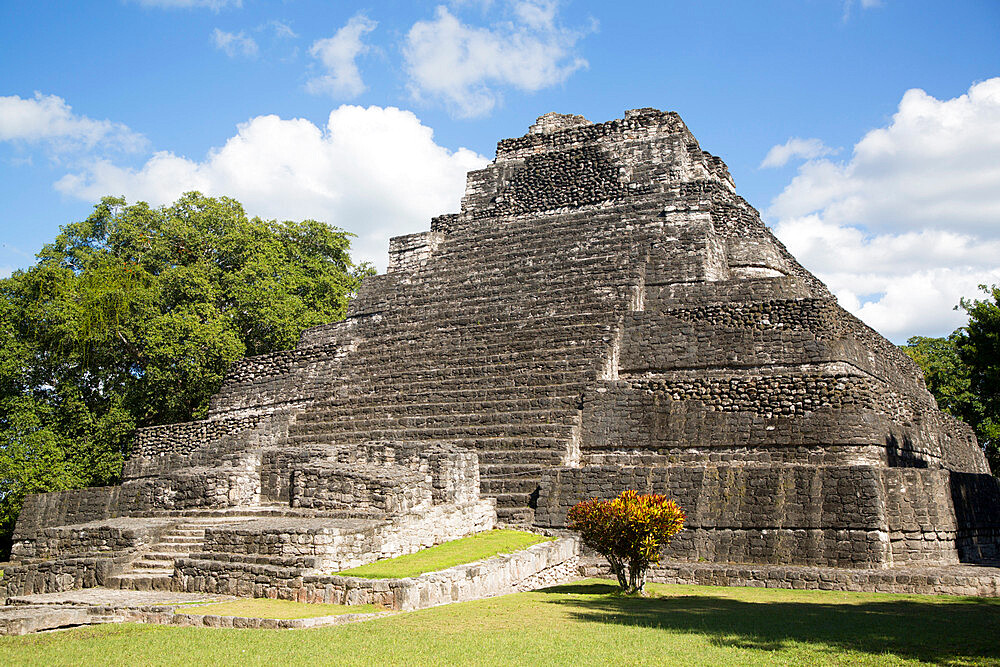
[9,109,1000,593]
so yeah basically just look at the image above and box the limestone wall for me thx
[0,554,132,598]
[175,536,576,611]
[290,464,431,514]
[535,464,889,567]
[11,519,169,560]
[537,465,992,567]
[191,500,495,572]
[12,487,122,543]
[950,472,1000,561]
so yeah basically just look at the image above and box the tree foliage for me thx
[0,192,372,554]
[902,284,1000,475]
[566,490,686,595]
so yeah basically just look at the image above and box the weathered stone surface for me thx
[6,108,1000,599]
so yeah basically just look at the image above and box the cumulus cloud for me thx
[404,1,591,118]
[133,0,242,10]
[760,137,836,168]
[0,92,146,153]
[55,105,488,269]
[211,29,258,58]
[306,15,377,99]
[767,78,1000,342]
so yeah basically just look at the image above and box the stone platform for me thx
[0,590,231,636]
[1,538,581,634]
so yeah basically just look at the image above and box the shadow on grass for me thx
[538,582,1000,664]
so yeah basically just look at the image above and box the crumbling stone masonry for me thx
[5,109,1000,600]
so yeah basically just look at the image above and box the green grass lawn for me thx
[2,580,999,666]
[335,529,552,579]
[176,598,381,619]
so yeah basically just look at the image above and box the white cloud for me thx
[306,15,377,100]
[0,92,146,153]
[133,0,242,10]
[770,78,1000,233]
[768,78,1000,342]
[54,106,488,270]
[404,1,591,118]
[270,20,297,39]
[760,137,835,168]
[212,28,258,58]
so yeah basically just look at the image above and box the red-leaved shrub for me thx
[567,490,686,594]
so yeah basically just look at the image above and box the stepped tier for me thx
[8,108,1000,590]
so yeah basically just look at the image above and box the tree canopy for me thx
[902,284,1000,475]
[0,193,372,553]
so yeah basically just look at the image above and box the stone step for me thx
[144,551,188,561]
[382,251,631,282]
[490,492,537,507]
[138,557,176,568]
[496,507,536,524]
[388,253,633,286]
[297,396,580,416]
[341,320,611,349]
[105,574,175,592]
[157,543,199,552]
[288,423,574,441]
[479,464,553,479]
[480,478,542,494]
[291,414,579,434]
[129,567,173,576]
[330,370,592,392]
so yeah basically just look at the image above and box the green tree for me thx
[957,285,1000,474]
[567,490,686,595]
[902,285,1000,475]
[0,193,372,554]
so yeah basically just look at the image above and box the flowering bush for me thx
[566,490,686,594]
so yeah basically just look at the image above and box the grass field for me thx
[335,529,551,578]
[2,579,998,666]
[176,599,382,619]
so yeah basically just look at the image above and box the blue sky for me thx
[1,0,999,342]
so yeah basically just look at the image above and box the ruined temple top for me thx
[528,112,593,135]
[446,107,736,225]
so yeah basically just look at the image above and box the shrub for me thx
[567,490,686,594]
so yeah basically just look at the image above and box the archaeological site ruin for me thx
[4,108,1000,608]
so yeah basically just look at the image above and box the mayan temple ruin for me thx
[4,108,1000,609]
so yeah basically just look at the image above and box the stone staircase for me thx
[107,522,208,591]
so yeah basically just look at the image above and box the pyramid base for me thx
[579,558,1000,596]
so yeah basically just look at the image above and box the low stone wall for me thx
[12,487,122,542]
[177,536,579,611]
[577,559,1000,597]
[197,500,496,572]
[11,518,171,560]
[290,464,431,514]
[0,554,133,598]
[261,442,481,509]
